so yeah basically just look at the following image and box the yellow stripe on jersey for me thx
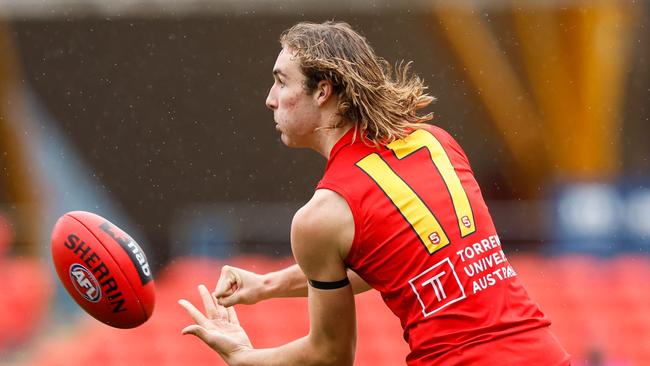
[356,153,450,254]
[388,129,476,238]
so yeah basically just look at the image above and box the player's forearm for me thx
[262,264,309,298]
[263,264,372,299]
[231,335,353,366]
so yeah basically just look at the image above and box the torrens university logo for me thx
[409,257,466,317]
[69,263,102,302]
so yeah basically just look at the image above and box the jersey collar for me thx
[326,126,357,164]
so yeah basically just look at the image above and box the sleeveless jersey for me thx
[316,125,569,365]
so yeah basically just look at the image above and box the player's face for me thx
[265,47,320,148]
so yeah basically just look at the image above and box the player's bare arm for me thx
[179,188,357,366]
[214,263,371,307]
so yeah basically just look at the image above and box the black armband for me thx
[308,277,351,290]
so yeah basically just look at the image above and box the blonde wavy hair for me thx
[280,21,435,145]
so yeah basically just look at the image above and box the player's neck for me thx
[311,122,353,159]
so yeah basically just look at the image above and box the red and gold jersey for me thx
[316,125,569,365]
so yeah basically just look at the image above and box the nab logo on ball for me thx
[99,221,152,285]
[69,263,102,302]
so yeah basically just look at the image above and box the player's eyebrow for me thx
[273,69,288,79]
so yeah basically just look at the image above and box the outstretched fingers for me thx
[198,284,223,319]
[179,285,253,359]
[181,285,238,326]
[178,298,209,328]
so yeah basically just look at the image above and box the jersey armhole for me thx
[315,182,362,266]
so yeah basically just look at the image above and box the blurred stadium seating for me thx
[0,256,53,354]
[1,254,649,366]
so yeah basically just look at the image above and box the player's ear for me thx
[314,80,334,106]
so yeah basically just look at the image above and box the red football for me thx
[51,211,155,328]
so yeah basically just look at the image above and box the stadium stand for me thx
[0,257,53,353]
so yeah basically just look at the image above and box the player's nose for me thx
[265,89,277,110]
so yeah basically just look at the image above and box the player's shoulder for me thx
[291,189,354,257]
[294,189,352,234]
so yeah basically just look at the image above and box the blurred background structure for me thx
[0,0,648,365]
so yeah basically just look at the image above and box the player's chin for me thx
[280,134,308,149]
[279,134,295,147]
[277,130,307,148]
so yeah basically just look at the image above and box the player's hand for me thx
[179,285,252,364]
[214,265,267,306]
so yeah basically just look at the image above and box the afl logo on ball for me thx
[69,263,102,303]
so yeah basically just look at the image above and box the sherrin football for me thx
[51,211,155,328]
